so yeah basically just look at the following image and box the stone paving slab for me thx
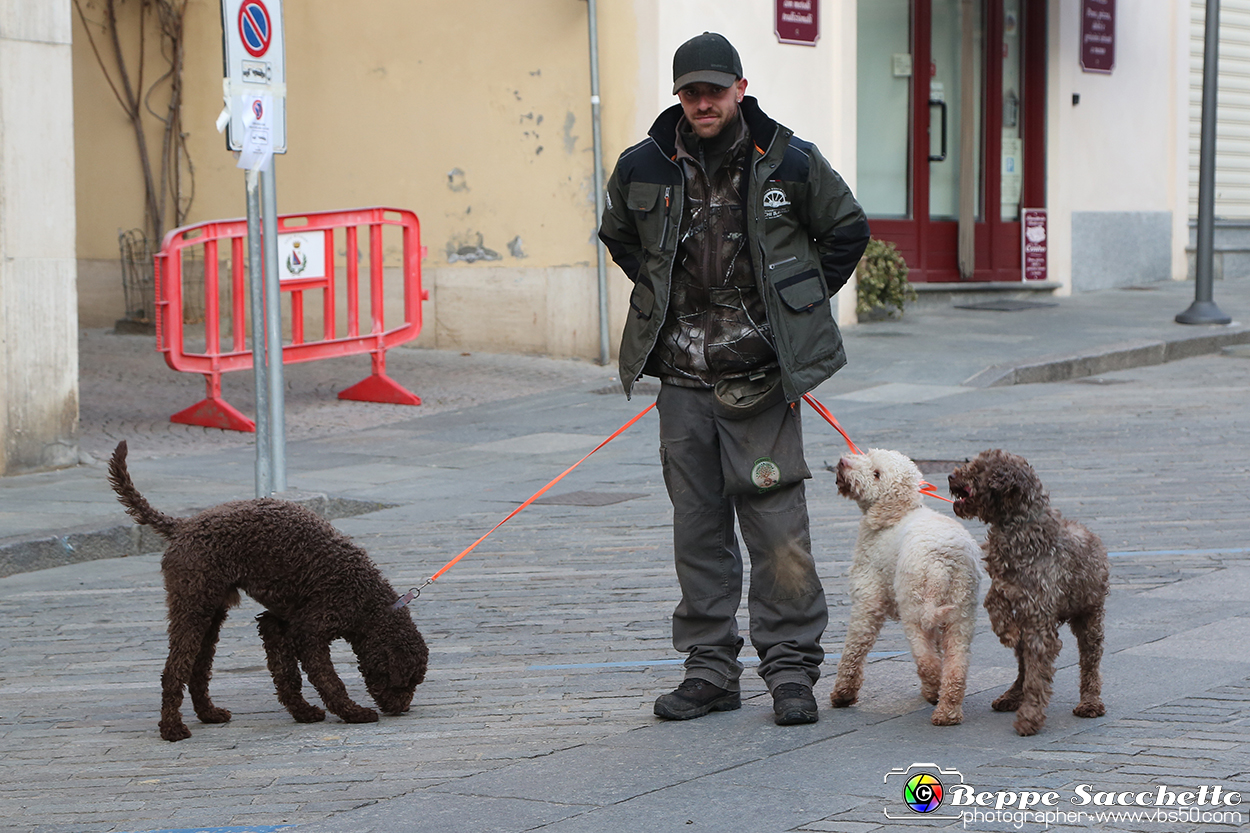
[2,348,1250,832]
[3,278,1250,832]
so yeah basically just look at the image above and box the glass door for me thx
[857,0,1044,282]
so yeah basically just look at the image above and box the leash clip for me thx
[391,578,433,611]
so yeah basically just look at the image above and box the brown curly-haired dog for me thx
[108,441,428,742]
[948,449,1108,736]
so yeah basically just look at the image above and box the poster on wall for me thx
[1080,0,1115,73]
[1022,209,1047,281]
[775,0,818,46]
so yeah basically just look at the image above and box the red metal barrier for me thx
[154,207,428,432]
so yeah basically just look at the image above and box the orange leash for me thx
[918,481,955,504]
[801,392,954,505]
[801,393,861,455]
[393,402,657,609]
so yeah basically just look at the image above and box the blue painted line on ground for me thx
[1108,547,1250,558]
[119,827,293,833]
[529,651,906,671]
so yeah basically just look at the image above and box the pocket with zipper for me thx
[767,257,827,312]
[626,182,672,253]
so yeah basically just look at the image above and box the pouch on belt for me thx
[715,371,811,496]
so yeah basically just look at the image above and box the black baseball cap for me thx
[672,32,743,94]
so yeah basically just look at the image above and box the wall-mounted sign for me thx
[1080,0,1115,74]
[1022,208,1047,281]
[776,0,818,46]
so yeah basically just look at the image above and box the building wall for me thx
[630,0,861,321]
[1186,0,1250,279]
[0,0,80,474]
[1047,0,1190,292]
[1189,0,1250,221]
[73,0,641,360]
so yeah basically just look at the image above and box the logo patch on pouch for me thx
[751,457,781,491]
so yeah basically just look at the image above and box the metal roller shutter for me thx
[1191,0,1250,219]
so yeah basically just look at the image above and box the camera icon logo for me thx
[884,763,965,820]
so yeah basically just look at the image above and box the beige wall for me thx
[1,0,80,474]
[1046,0,1191,292]
[74,0,640,360]
[637,0,861,321]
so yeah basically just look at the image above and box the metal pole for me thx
[587,0,610,366]
[261,157,288,492]
[246,168,272,497]
[1178,0,1232,325]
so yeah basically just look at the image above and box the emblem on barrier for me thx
[285,239,307,276]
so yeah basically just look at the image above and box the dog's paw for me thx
[290,704,327,723]
[160,721,192,742]
[1073,700,1105,719]
[991,690,1022,712]
[196,706,232,724]
[931,707,963,726]
[1012,715,1042,736]
[338,706,379,724]
[830,688,858,708]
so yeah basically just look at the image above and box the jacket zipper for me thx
[659,186,672,251]
[769,255,798,271]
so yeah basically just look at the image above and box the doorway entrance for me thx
[856,0,1045,282]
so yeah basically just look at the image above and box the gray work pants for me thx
[656,383,828,693]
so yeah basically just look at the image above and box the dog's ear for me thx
[987,463,1031,505]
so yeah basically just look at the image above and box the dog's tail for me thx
[921,603,959,632]
[107,441,181,538]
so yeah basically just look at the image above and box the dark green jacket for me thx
[598,97,871,402]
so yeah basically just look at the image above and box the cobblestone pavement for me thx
[76,329,617,463]
[2,341,1250,832]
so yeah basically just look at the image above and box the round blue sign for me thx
[239,0,272,58]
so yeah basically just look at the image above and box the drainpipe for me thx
[587,0,611,364]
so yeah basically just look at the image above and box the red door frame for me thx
[869,0,1046,283]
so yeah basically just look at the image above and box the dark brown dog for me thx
[108,441,428,741]
[948,449,1108,736]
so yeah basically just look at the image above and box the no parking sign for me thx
[220,0,286,161]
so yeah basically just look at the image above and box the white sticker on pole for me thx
[238,93,274,171]
[221,0,286,154]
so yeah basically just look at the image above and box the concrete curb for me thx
[0,492,394,578]
[962,325,1250,387]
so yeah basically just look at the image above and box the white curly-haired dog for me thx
[831,449,981,725]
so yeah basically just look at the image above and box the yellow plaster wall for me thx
[73,0,640,359]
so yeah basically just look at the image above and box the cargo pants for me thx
[656,383,828,693]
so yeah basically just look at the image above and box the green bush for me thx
[855,238,916,318]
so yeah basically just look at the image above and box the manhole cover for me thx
[953,299,1059,312]
[824,459,966,475]
[533,490,647,506]
[912,459,968,474]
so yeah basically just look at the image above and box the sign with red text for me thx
[1022,209,1047,281]
[1080,0,1115,73]
[776,0,819,46]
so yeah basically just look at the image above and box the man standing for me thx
[598,33,870,725]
